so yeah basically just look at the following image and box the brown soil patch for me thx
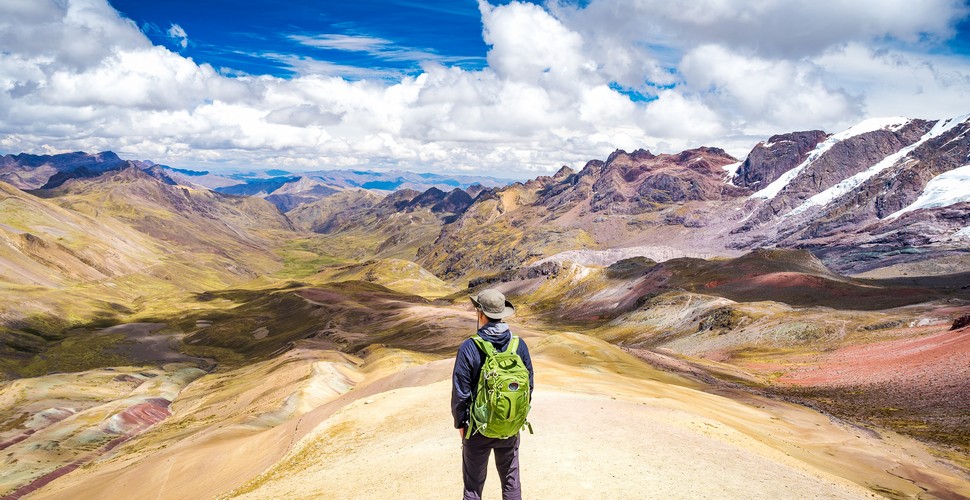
[779,327,970,388]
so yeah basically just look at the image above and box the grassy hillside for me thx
[0,170,310,379]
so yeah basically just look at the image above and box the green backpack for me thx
[468,335,533,439]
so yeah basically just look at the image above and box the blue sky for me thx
[1,0,969,176]
[112,0,656,104]
[109,0,496,78]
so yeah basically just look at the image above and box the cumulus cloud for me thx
[0,0,968,177]
[550,0,969,59]
[548,0,970,138]
[815,43,970,123]
[0,0,148,70]
[678,45,861,133]
[480,1,592,86]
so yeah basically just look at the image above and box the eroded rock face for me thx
[728,115,970,274]
[537,160,600,214]
[733,130,828,190]
[398,186,472,214]
[404,186,447,210]
[750,121,935,226]
[416,146,750,279]
[569,147,746,215]
[953,314,970,331]
[789,120,966,240]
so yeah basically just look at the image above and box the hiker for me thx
[451,289,535,500]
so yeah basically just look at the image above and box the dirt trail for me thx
[223,334,968,499]
[227,383,871,499]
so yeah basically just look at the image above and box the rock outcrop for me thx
[732,130,828,190]
[732,115,970,274]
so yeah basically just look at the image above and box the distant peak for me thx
[605,149,628,164]
[630,148,654,160]
[604,148,657,166]
[96,151,121,162]
[33,151,129,189]
[553,166,574,180]
[762,130,828,149]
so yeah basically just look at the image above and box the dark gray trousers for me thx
[462,432,521,500]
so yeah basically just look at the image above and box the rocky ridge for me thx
[412,114,970,279]
[733,115,970,273]
[2,113,967,281]
[0,151,128,189]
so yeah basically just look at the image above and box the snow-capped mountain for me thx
[732,114,970,273]
[1,113,966,279]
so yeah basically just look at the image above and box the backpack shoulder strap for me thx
[507,336,520,354]
[471,336,497,357]
[472,335,519,355]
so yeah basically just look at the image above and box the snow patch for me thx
[786,114,970,218]
[952,226,970,240]
[909,318,945,327]
[762,139,792,149]
[751,116,911,200]
[750,162,809,199]
[888,164,970,219]
[842,116,914,136]
[721,161,742,185]
[888,120,910,132]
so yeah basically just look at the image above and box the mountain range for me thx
[4,113,966,283]
[1,114,969,498]
[290,114,968,281]
[1,113,966,338]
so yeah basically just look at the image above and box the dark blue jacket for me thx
[451,322,534,429]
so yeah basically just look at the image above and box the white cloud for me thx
[480,0,592,86]
[550,0,970,140]
[0,0,969,178]
[678,44,860,133]
[291,34,391,52]
[261,52,401,80]
[641,90,726,139]
[815,43,970,123]
[0,0,148,70]
[551,0,968,59]
[167,23,188,49]
[288,33,479,68]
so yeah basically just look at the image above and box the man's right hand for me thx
[458,427,466,440]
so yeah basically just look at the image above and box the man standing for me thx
[451,289,534,500]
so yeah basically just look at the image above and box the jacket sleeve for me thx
[451,339,478,429]
[517,339,535,397]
